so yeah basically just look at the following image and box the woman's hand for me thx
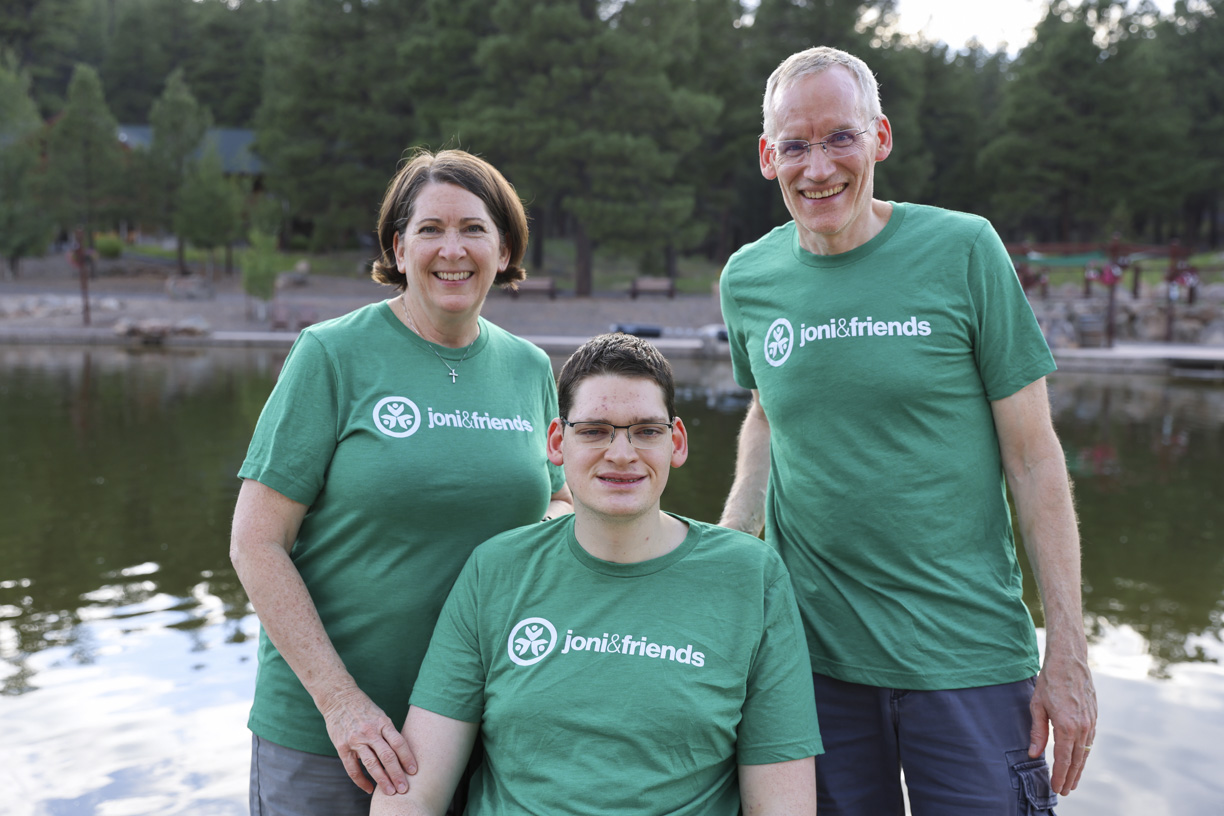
[319,685,418,796]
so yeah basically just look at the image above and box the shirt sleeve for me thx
[409,551,487,723]
[238,331,340,506]
[967,222,1057,401]
[720,263,759,392]
[736,566,823,765]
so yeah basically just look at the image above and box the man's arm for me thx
[991,378,1097,796]
[230,478,417,796]
[738,758,816,815]
[370,707,479,816]
[719,390,770,535]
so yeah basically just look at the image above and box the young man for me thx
[371,332,820,816]
[717,46,1097,814]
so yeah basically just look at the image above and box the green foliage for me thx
[94,233,123,258]
[40,63,123,245]
[256,0,424,250]
[175,145,241,251]
[10,0,1224,276]
[0,61,54,274]
[241,229,280,302]
[148,67,211,269]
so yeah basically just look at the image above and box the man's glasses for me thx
[768,119,876,165]
[561,419,674,449]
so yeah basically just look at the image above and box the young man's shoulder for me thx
[684,517,789,576]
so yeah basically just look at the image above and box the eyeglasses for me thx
[768,119,877,165]
[561,419,674,449]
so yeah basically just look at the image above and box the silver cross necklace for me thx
[398,293,479,384]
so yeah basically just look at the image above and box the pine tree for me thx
[444,0,720,294]
[175,144,241,277]
[149,68,212,273]
[42,63,123,248]
[256,0,425,250]
[982,1,1133,241]
[0,63,54,278]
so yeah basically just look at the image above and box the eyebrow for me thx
[414,215,491,225]
[569,416,671,425]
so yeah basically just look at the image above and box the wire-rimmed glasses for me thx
[560,419,675,449]
[768,118,877,165]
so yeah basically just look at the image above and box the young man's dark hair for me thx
[556,332,676,421]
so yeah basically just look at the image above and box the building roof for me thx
[116,125,263,174]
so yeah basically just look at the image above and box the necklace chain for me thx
[398,293,478,384]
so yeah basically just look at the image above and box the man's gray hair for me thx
[762,46,882,139]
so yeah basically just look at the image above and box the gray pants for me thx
[249,733,478,815]
[250,734,372,816]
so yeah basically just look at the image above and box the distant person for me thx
[371,333,821,816]
[717,46,1097,814]
[230,148,572,816]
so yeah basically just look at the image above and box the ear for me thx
[498,239,511,273]
[669,417,689,469]
[873,114,893,163]
[546,417,565,466]
[393,230,407,273]
[759,135,778,181]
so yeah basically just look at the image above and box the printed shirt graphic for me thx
[719,203,1055,691]
[411,517,822,816]
[239,302,564,755]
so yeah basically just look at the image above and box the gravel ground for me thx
[0,255,725,339]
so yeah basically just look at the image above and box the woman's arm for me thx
[543,484,574,520]
[230,478,417,795]
[739,757,816,815]
[370,707,480,816]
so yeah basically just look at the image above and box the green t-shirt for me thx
[411,516,822,816]
[239,302,565,755]
[719,203,1055,690]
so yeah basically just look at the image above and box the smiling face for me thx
[393,181,510,332]
[760,66,893,256]
[548,374,688,525]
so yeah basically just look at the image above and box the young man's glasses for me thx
[768,119,876,165]
[561,419,674,449]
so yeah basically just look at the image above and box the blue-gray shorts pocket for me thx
[1006,749,1058,814]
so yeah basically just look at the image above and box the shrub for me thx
[241,230,280,302]
[95,234,123,259]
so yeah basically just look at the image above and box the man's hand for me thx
[1029,650,1097,795]
[319,686,417,795]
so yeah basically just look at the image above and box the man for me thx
[372,333,821,816]
[717,46,1097,814]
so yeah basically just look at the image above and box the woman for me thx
[230,148,572,816]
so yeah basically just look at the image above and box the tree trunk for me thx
[177,235,187,275]
[574,221,593,298]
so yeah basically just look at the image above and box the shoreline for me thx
[3,259,1223,377]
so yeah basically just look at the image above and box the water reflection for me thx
[0,348,1222,815]
[1046,374,1224,677]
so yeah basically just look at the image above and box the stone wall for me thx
[1029,283,1224,348]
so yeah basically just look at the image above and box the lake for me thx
[0,346,1221,815]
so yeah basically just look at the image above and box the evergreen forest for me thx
[2,0,1222,290]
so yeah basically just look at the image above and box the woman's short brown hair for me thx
[370,148,529,291]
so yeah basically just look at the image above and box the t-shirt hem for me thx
[248,716,338,757]
[237,461,319,507]
[738,741,825,765]
[409,691,483,724]
[811,658,1040,691]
